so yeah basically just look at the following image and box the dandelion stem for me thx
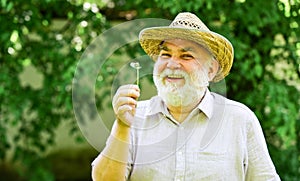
[136,68,139,86]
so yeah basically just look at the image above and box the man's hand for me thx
[112,84,140,126]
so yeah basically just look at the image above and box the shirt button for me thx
[178,151,183,155]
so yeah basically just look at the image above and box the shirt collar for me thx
[146,89,214,119]
[146,96,169,116]
[197,89,214,119]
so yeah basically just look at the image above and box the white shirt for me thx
[123,90,280,180]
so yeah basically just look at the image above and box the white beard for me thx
[153,68,209,107]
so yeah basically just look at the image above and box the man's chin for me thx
[159,89,191,106]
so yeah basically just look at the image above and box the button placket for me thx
[174,126,186,181]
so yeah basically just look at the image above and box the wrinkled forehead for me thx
[159,39,214,57]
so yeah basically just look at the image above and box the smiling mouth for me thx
[167,74,183,78]
[165,74,185,82]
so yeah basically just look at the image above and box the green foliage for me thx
[1,0,299,180]
[0,0,109,179]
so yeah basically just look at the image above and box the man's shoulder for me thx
[211,92,255,117]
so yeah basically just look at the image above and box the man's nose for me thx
[167,57,181,69]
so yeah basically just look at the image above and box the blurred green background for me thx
[0,0,299,180]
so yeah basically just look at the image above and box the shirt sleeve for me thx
[91,120,134,180]
[245,112,281,181]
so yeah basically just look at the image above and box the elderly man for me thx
[91,12,280,180]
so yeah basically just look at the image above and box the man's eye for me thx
[160,53,171,58]
[182,54,194,59]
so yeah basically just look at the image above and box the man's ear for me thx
[207,59,219,81]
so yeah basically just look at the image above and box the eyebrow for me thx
[158,41,170,51]
[160,45,170,51]
[180,47,195,53]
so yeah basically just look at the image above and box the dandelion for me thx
[130,61,141,86]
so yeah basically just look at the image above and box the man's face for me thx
[153,39,213,107]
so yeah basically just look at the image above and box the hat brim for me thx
[139,27,234,82]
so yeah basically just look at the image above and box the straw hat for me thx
[139,12,234,82]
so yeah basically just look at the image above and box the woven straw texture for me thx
[139,12,234,82]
